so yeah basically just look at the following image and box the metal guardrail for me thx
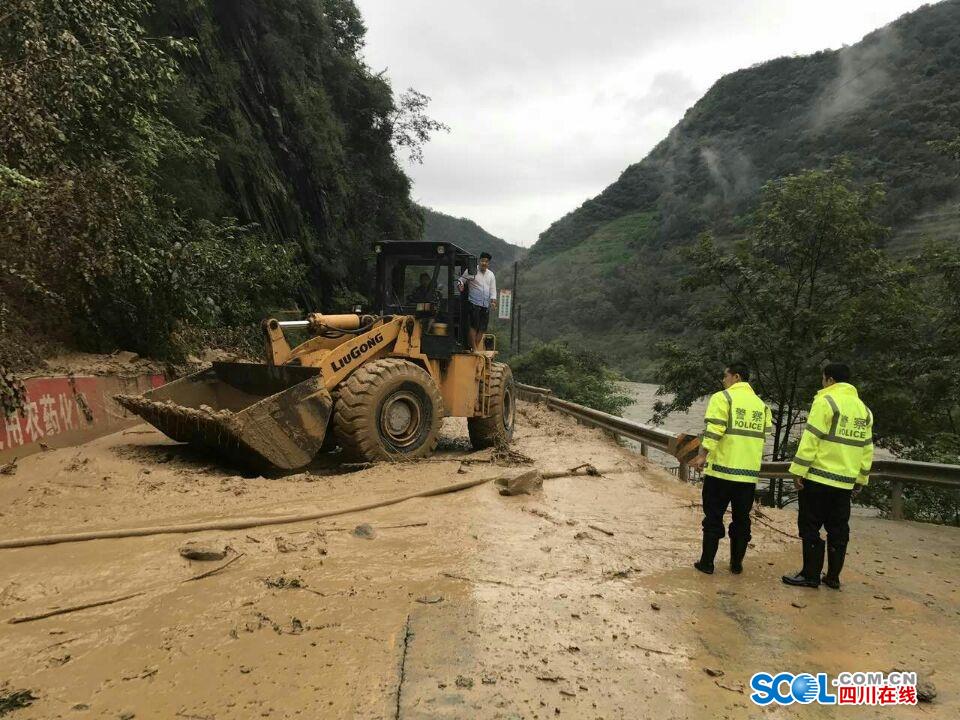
[515,383,960,520]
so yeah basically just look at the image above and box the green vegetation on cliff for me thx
[1,0,435,378]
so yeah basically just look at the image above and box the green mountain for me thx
[419,206,527,271]
[520,0,960,380]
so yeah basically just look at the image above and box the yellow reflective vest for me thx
[701,382,773,484]
[789,383,873,489]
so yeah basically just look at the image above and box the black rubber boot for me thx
[782,540,824,588]
[730,537,749,574]
[822,543,847,589]
[694,536,720,574]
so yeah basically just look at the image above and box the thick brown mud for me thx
[0,402,956,718]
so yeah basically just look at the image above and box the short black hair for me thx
[823,362,850,383]
[726,363,750,382]
[479,252,492,260]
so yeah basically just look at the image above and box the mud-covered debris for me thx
[650,602,661,611]
[352,523,376,539]
[416,595,443,604]
[455,675,474,689]
[704,667,724,677]
[559,689,576,697]
[496,469,543,496]
[873,593,891,600]
[179,542,228,561]
[481,674,497,685]
[239,666,252,674]
[119,710,135,719]
[715,679,745,694]
[0,458,16,476]
[263,576,303,589]
[0,687,37,715]
[536,674,563,682]
[603,567,638,580]
[112,351,140,364]
[791,601,806,609]
[290,618,304,634]
[573,531,592,541]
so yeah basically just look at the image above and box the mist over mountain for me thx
[519,0,960,379]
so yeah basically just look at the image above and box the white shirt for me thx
[459,268,497,308]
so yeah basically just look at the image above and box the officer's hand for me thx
[690,454,707,471]
[852,484,863,498]
[793,475,804,491]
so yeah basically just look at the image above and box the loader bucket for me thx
[115,362,332,471]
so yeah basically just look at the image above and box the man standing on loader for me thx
[690,363,772,575]
[459,251,497,351]
[782,363,873,590]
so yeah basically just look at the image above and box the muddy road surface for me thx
[1,401,957,719]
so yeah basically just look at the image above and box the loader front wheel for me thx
[334,359,443,461]
[468,362,515,450]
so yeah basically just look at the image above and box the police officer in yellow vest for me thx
[690,363,773,575]
[783,363,874,589]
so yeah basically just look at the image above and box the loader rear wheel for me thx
[333,359,443,461]
[468,362,515,450]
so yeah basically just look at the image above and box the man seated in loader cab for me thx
[407,272,436,303]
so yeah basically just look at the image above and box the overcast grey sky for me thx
[355,0,931,247]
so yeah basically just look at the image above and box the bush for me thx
[509,341,632,416]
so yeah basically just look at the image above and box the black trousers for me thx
[701,474,755,542]
[797,479,852,546]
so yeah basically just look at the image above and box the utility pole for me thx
[517,302,521,354]
[509,261,518,350]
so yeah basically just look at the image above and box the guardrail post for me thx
[678,461,688,482]
[640,442,648,457]
[890,480,904,521]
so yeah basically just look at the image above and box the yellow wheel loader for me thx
[116,241,515,470]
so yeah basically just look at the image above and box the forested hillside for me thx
[0,0,429,376]
[420,206,526,269]
[521,0,960,379]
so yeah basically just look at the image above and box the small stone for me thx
[873,594,890,600]
[352,523,376,539]
[917,679,937,703]
[497,469,543,496]
[72,704,90,711]
[179,542,227,561]
[650,603,661,611]
[119,712,135,720]
[791,601,806,609]
[239,666,252,674]
[416,595,443,604]
[481,674,497,685]
[455,675,474,689]
[704,667,724,677]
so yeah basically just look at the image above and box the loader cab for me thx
[374,241,478,358]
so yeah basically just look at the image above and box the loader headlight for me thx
[436,245,445,255]
[375,244,382,254]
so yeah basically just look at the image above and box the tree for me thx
[510,341,632,416]
[654,163,909,467]
[390,89,449,164]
